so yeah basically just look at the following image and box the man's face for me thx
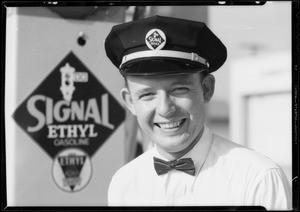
[122,72,214,156]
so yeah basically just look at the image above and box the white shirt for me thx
[108,125,292,210]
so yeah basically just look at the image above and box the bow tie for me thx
[153,157,195,176]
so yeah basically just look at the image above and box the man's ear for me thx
[121,87,137,116]
[202,74,215,102]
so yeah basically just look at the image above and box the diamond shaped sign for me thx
[13,51,125,158]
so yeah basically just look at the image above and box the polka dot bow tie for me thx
[153,157,195,176]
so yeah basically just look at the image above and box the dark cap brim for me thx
[120,58,207,76]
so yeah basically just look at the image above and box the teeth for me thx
[157,120,183,129]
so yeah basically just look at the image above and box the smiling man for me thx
[104,16,292,209]
[122,72,211,161]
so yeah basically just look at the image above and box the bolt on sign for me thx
[13,51,125,192]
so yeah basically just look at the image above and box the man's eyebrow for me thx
[170,79,194,86]
[133,87,154,95]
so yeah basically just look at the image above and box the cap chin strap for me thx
[120,50,209,69]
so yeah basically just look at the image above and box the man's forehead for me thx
[126,73,200,88]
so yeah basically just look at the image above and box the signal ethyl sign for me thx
[13,52,125,192]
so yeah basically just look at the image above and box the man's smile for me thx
[154,118,186,130]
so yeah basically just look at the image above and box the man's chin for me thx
[156,137,190,153]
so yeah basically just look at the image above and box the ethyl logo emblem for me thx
[145,29,166,50]
[52,148,92,192]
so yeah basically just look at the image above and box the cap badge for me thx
[145,29,166,50]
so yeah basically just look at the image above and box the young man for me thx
[104,15,292,209]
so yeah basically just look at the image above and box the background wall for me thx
[6,6,127,206]
[208,2,292,183]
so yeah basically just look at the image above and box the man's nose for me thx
[156,92,176,117]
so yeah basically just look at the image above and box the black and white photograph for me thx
[1,1,298,210]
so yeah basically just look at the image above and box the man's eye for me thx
[139,93,155,100]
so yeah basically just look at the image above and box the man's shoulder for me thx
[112,147,155,180]
[211,133,280,171]
[108,148,156,205]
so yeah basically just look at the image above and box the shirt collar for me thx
[153,125,213,175]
